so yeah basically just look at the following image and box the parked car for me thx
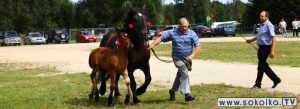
[190,25,215,37]
[45,29,70,44]
[154,29,161,36]
[148,30,155,40]
[24,32,46,45]
[254,23,282,34]
[159,25,178,37]
[214,23,236,36]
[274,24,282,34]
[75,31,96,43]
[0,31,21,46]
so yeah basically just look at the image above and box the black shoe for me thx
[251,85,261,89]
[185,95,195,102]
[169,90,176,101]
[272,79,281,88]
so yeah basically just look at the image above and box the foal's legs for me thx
[89,67,98,101]
[122,68,131,105]
[108,71,116,107]
[114,74,122,98]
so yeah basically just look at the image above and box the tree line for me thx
[0,0,299,34]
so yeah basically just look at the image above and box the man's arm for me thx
[246,36,257,43]
[148,37,162,49]
[186,46,201,62]
[270,36,276,58]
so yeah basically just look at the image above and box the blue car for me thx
[214,23,236,36]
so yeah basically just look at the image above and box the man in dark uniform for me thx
[246,11,281,89]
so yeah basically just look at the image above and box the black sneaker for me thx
[169,89,176,101]
[251,85,261,89]
[185,95,195,102]
[272,79,281,88]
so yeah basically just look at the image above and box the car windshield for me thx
[225,23,235,28]
[31,33,42,37]
[82,31,93,35]
[5,31,18,37]
[56,30,67,34]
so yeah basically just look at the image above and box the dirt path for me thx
[0,36,299,95]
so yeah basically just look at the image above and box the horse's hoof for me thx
[94,96,99,102]
[124,99,130,105]
[114,95,123,99]
[99,87,106,96]
[134,101,142,106]
[88,94,93,100]
[136,88,146,96]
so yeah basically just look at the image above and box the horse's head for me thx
[124,4,149,41]
[115,27,134,50]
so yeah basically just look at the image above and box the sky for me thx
[70,0,249,4]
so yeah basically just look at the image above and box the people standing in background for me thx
[292,18,298,37]
[298,18,300,35]
[279,19,287,37]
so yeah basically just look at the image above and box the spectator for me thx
[292,18,298,37]
[279,19,287,37]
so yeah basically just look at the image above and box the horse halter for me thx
[115,37,131,49]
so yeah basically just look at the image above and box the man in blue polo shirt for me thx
[246,11,281,89]
[148,17,201,102]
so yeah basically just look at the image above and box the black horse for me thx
[98,4,151,105]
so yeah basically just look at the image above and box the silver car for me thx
[24,32,46,45]
[0,31,21,46]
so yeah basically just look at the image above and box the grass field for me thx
[152,41,300,67]
[0,63,299,108]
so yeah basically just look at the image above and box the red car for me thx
[154,29,161,36]
[75,31,97,43]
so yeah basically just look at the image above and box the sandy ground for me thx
[0,36,299,95]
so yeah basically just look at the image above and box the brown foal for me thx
[89,28,133,106]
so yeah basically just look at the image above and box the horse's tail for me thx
[88,50,94,68]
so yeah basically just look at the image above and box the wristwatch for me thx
[191,55,194,58]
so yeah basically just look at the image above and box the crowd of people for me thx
[279,18,300,37]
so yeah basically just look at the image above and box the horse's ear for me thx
[141,4,146,11]
[128,4,133,11]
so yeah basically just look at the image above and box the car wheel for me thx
[76,38,78,43]
[233,34,236,36]
[66,41,69,44]
[58,41,60,44]
[24,42,27,45]
[18,43,21,46]
[46,40,48,44]
[207,36,211,37]
[81,38,84,43]
[53,39,56,44]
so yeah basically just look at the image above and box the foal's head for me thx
[124,4,149,41]
[115,27,134,50]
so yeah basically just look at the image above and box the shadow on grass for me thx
[65,93,177,108]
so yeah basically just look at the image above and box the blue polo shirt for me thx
[257,20,275,46]
[160,28,201,59]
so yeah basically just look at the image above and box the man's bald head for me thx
[178,17,189,25]
[178,17,189,34]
